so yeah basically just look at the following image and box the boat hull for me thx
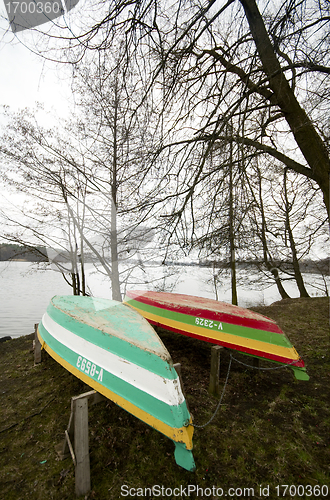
[37,295,195,471]
[123,291,309,381]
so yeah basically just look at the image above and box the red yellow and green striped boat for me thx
[123,291,309,381]
[37,295,195,471]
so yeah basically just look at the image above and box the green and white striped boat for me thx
[37,295,195,471]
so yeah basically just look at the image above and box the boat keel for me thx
[174,442,196,472]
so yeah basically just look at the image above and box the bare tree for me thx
[282,168,310,298]
[244,158,291,300]
[0,78,156,299]
[68,48,159,299]
[2,0,328,300]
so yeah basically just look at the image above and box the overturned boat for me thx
[124,290,309,381]
[37,295,195,471]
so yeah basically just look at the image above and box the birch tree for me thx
[0,56,155,299]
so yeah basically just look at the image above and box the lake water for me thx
[0,261,72,339]
[0,261,328,339]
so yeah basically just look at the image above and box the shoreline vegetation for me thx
[0,243,329,275]
[0,297,329,499]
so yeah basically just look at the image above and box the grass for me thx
[0,297,329,499]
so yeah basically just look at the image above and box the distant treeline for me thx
[0,243,328,275]
[0,243,48,262]
[196,259,329,275]
[165,258,329,275]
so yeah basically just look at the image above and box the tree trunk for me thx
[110,83,122,302]
[71,273,78,295]
[240,0,330,217]
[269,266,290,300]
[283,170,310,298]
[80,258,86,296]
[110,198,121,301]
[254,165,290,299]
[229,139,238,305]
[260,222,290,300]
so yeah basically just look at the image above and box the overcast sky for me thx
[0,4,73,122]
[0,3,77,220]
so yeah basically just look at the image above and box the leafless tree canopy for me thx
[36,0,328,211]
[1,0,329,298]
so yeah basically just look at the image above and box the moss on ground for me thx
[0,297,329,499]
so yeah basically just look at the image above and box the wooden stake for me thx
[56,390,106,497]
[208,345,223,396]
[253,358,260,368]
[65,429,76,467]
[34,323,41,365]
[73,396,90,497]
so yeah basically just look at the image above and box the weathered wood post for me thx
[208,345,223,396]
[73,395,90,497]
[34,323,42,364]
[253,358,260,368]
[56,390,106,497]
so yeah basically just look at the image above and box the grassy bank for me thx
[0,297,329,499]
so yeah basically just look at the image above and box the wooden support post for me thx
[34,323,41,365]
[74,396,90,497]
[253,358,260,369]
[55,408,74,461]
[56,390,106,497]
[208,345,223,396]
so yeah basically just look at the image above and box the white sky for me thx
[0,3,79,225]
[0,4,74,122]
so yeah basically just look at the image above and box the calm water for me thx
[0,261,72,339]
[0,261,328,339]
